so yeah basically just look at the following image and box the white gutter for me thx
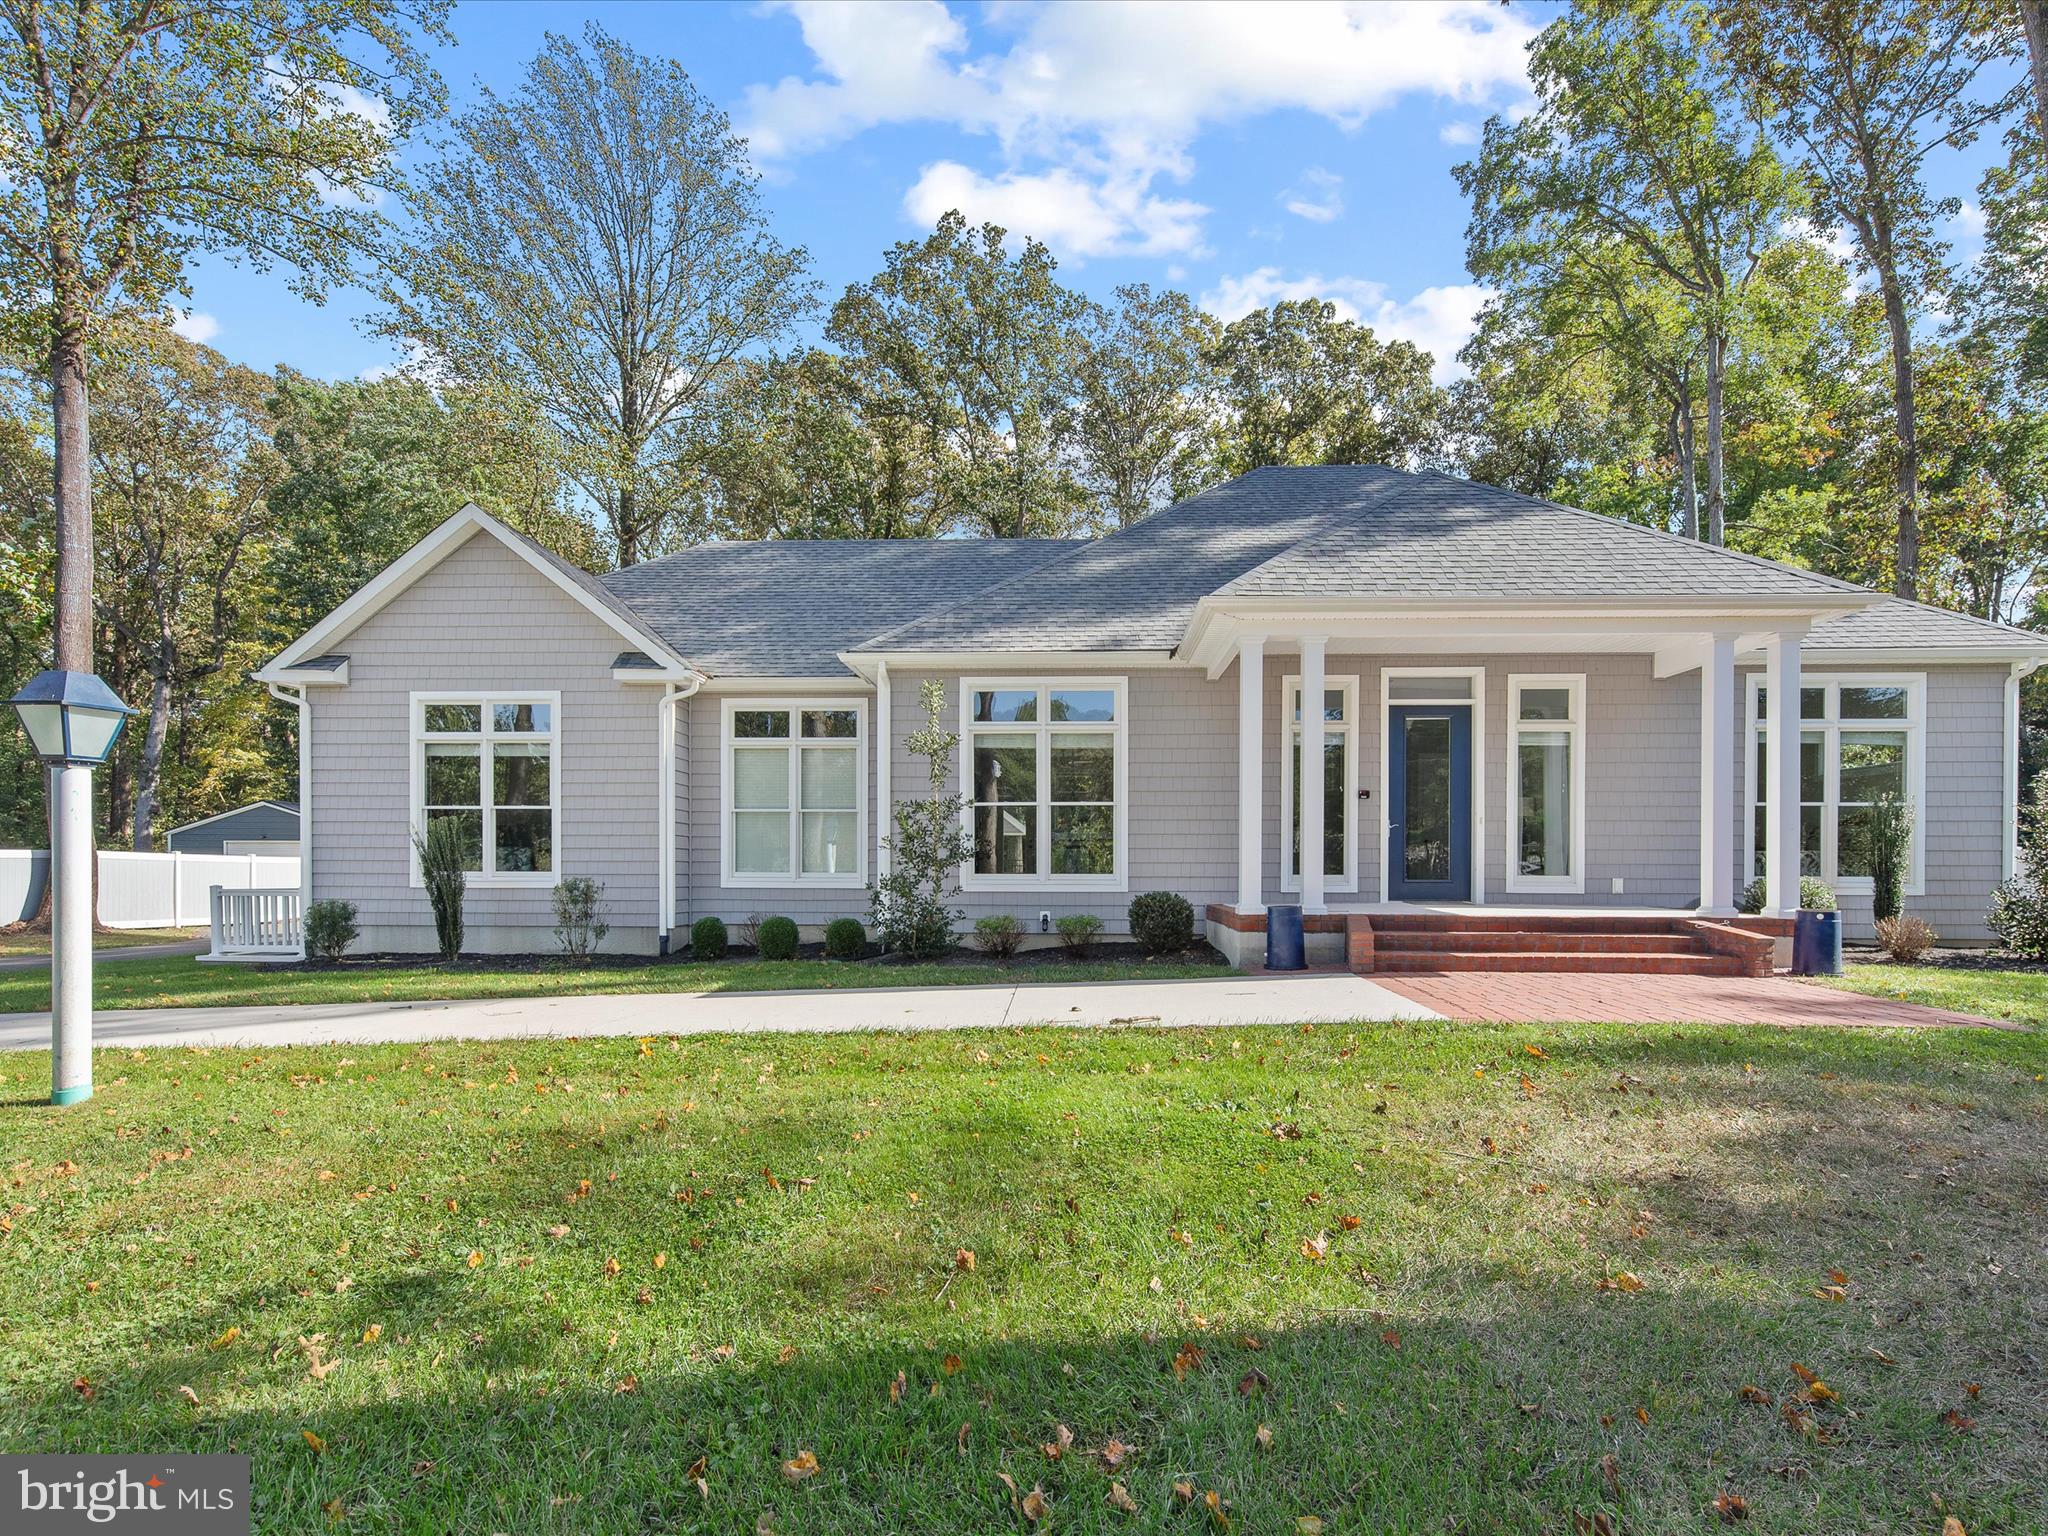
[2005,661,2037,880]
[658,674,706,951]
[264,682,310,959]
[875,661,891,878]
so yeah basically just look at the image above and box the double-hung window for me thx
[724,701,865,885]
[412,694,558,885]
[961,679,1125,887]
[1746,675,1923,892]
[1280,675,1358,891]
[1508,675,1585,893]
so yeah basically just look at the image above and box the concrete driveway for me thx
[0,972,1441,1051]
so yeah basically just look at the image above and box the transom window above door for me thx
[412,694,558,886]
[1281,675,1358,892]
[723,701,865,886]
[960,679,1126,888]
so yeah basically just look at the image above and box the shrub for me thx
[824,917,866,960]
[1874,913,1937,962]
[412,818,469,960]
[739,912,766,952]
[1055,912,1102,957]
[871,680,975,958]
[690,915,729,961]
[757,915,800,961]
[1128,891,1194,955]
[1738,875,1836,913]
[1867,794,1912,924]
[974,913,1023,961]
[551,877,610,963]
[302,899,359,965]
[1990,768,2048,959]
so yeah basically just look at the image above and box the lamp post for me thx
[8,669,134,1106]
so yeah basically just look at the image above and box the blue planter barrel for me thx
[1791,909,1842,976]
[1264,904,1306,971]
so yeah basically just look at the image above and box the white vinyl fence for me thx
[0,848,300,928]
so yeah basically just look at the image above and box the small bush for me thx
[551,876,610,963]
[739,912,765,952]
[1055,912,1103,956]
[412,817,469,960]
[1873,913,1937,962]
[1737,875,1836,913]
[974,913,1023,962]
[1128,891,1194,955]
[1990,875,2048,958]
[1868,794,1912,924]
[302,899,359,965]
[871,679,975,958]
[690,915,729,961]
[824,917,866,960]
[757,915,800,961]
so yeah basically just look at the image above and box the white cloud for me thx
[1200,266,1489,382]
[1439,119,1481,146]
[1952,199,1986,240]
[169,310,219,345]
[1280,167,1343,224]
[744,0,1535,257]
[905,160,1208,257]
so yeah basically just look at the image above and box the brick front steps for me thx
[1204,906,1784,977]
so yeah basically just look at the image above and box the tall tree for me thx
[0,0,446,677]
[1461,0,1802,545]
[382,25,814,565]
[828,211,1092,538]
[1719,0,2026,596]
[1073,285,1220,529]
[1207,300,1445,474]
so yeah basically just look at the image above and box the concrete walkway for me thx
[0,937,207,971]
[0,972,1441,1050]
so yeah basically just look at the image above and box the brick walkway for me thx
[1373,972,2010,1029]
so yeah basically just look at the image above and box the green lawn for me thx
[3,1019,2041,1533]
[1829,960,2048,1029]
[0,924,202,958]
[0,951,1229,1015]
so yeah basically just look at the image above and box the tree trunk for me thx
[51,323,93,672]
[133,661,172,851]
[616,484,638,567]
[2022,0,2048,143]
[1672,392,1698,541]
[1703,328,1727,547]
[1876,265,1920,598]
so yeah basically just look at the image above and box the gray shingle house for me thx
[254,466,2048,961]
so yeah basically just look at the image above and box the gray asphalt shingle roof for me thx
[1806,596,2046,652]
[600,538,1085,676]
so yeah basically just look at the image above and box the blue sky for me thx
[172,0,2002,386]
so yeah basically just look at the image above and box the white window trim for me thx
[958,676,1129,892]
[1377,667,1487,906]
[720,698,868,889]
[1743,672,1925,897]
[1280,673,1360,894]
[1505,673,1587,895]
[409,691,562,889]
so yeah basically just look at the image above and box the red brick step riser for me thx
[1374,931,1705,956]
[1371,951,1747,976]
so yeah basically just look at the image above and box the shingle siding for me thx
[307,532,662,954]
[166,802,299,854]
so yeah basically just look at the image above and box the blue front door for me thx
[1388,705,1472,901]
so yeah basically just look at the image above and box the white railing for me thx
[206,885,303,961]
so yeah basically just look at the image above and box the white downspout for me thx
[875,661,892,878]
[658,675,704,952]
[265,682,309,959]
[2005,661,2031,881]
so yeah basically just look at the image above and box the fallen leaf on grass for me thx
[1254,1423,1274,1452]
[360,1324,382,1345]
[1940,1409,1977,1433]
[1865,1347,1896,1367]
[1599,1454,1621,1501]
[1596,1272,1646,1294]
[466,1250,483,1269]
[1170,1342,1204,1380]
[1811,1285,1847,1303]
[1633,1405,1649,1427]
[72,1377,93,1401]
[780,1451,819,1484]
[301,1430,326,1454]
[942,1353,962,1375]
[1713,1491,1750,1523]
[955,1248,976,1272]
[1238,1367,1272,1397]
[1571,1512,1617,1536]
[614,1375,639,1395]
[322,1497,346,1524]
[1099,1438,1129,1470]
[1174,1481,1195,1505]
[1295,1521,1325,1536]
[177,1386,200,1407]
[209,1326,240,1350]
[1042,1424,1073,1461]
[1299,1233,1328,1262]
[1203,1489,1231,1529]
[1107,1482,1139,1514]
[1380,1329,1401,1350]
[1021,1486,1048,1522]
[1943,1519,1967,1536]
[1739,1385,1773,1406]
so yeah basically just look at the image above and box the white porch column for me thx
[1299,636,1327,914]
[1235,635,1266,914]
[1763,628,1806,915]
[1698,633,1738,915]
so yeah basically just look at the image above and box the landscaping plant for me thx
[757,915,800,962]
[550,877,610,963]
[301,899,359,965]
[689,915,728,960]
[871,680,975,958]
[1055,912,1102,957]
[1867,793,1912,924]
[1129,890,1195,954]
[412,818,469,961]
[739,912,766,952]
[1874,913,1937,962]
[1991,768,2048,959]
[823,917,866,960]
[1737,874,1836,913]
[973,913,1023,961]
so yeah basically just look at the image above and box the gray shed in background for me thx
[164,800,300,856]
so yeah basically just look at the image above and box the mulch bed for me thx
[275,940,1229,975]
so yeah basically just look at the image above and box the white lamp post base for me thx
[51,761,92,1105]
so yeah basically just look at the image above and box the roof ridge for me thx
[1410,469,1872,597]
